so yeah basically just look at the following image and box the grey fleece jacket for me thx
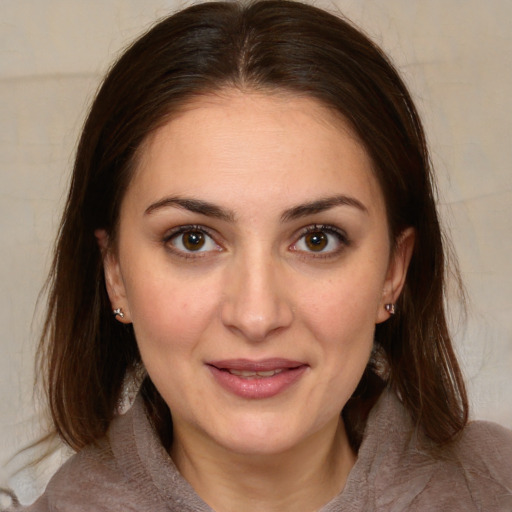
[13,390,512,511]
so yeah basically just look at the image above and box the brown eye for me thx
[182,230,205,251]
[304,231,328,251]
[291,225,347,256]
[167,227,219,255]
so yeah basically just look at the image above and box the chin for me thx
[207,413,319,457]
[218,432,300,457]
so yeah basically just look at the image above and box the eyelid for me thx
[163,224,215,240]
[161,223,349,260]
[299,224,348,241]
[290,224,350,257]
[163,224,223,257]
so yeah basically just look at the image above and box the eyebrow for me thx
[145,196,235,222]
[144,194,367,222]
[280,195,368,222]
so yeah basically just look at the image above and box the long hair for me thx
[39,0,467,451]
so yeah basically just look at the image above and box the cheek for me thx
[123,262,221,355]
[295,262,385,380]
[299,268,384,340]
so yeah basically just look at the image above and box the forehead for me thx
[126,90,384,217]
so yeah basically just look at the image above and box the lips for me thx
[206,359,308,399]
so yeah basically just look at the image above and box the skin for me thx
[97,90,414,512]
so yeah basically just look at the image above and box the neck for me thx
[170,417,356,512]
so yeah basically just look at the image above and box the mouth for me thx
[225,368,285,378]
[206,359,308,399]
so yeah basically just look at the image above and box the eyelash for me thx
[162,223,350,259]
[163,224,222,259]
[291,224,350,259]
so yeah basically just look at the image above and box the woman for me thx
[8,1,512,510]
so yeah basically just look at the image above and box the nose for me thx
[220,250,294,342]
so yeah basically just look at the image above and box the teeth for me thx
[256,370,280,377]
[228,369,283,378]
[229,370,257,377]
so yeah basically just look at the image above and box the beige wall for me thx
[1,0,511,504]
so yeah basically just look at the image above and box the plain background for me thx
[1,0,511,504]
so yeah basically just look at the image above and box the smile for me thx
[227,368,284,378]
[206,359,308,399]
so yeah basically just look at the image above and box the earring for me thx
[385,303,396,315]
[113,308,125,319]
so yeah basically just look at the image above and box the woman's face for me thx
[102,90,412,456]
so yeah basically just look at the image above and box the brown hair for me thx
[39,0,467,451]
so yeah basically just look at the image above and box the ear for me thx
[376,227,415,323]
[95,229,132,323]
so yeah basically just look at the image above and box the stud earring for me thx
[385,303,396,315]
[113,308,125,319]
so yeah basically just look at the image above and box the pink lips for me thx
[207,358,308,399]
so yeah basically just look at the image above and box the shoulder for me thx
[354,391,512,511]
[17,396,206,512]
[19,403,161,512]
[459,417,512,456]
[408,419,512,511]
[22,437,141,512]
[451,420,512,489]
